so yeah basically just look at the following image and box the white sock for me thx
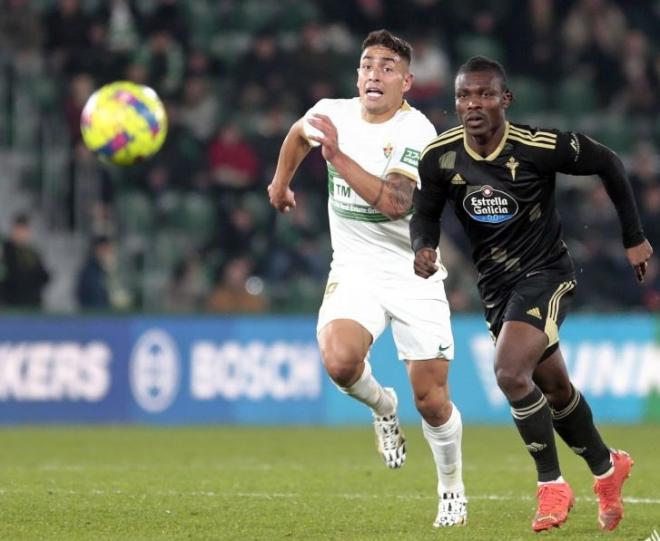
[538,476,565,485]
[422,403,465,495]
[339,358,395,417]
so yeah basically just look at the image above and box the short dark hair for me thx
[12,213,30,226]
[362,29,412,64]
[457,56,509,91]
[92,235,111,249]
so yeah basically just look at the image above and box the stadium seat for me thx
[595,115,636,153]
[455,36,504,66]
[555,77,599,115]
[174,192,217,243]
[116,190,155,235]
[508,76,549,115]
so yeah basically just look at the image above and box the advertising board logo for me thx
[129,329,180,413]
[0,341,111,402]
[463,185,518,224]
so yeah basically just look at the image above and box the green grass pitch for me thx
[1,425,658,540]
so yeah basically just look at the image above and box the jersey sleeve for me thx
[535,128,646,248]
[535,128,605,176]
[386,115,437,184]
[301,99,334,148]
[409,145,450,252]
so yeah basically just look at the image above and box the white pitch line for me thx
[1,488,658,505]
[212,492,660,505]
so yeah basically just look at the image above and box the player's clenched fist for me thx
[414,247,439,278]
[267,182,296,213]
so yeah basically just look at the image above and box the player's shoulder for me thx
[420,124,464,160]
[396,101,433,124]
[506,122,564,151]
[308,97,359,115]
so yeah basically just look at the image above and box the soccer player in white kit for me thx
[268,29,466,527]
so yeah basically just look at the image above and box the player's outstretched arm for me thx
[563,134,653,282]
[307,113,414,220]
[267,118,312,213]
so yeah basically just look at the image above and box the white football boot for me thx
[433,492,468,527]
[372,387,406,469]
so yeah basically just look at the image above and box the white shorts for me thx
[316,269,454,361]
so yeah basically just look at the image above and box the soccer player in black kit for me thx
[410,56,653,533]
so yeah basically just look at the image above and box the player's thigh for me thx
[504,277,576,353]
[318,319,372,366]
[407,358,450,396]
[317,270,388,362]
[388,282,454,362]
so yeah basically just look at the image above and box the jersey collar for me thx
[463,121,510,161]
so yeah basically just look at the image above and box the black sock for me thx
[510,386,561,482]
[551,386,612,476]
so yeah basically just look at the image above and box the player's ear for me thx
[502,88,513,109]
[402,72,413,93]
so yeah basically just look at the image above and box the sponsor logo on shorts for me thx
[526,307,542,320]
[463,185,518,224]
[324,282,338,296]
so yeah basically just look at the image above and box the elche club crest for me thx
[463,184,519,224]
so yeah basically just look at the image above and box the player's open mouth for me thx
[366,87,384,98]
[465,115,485,127]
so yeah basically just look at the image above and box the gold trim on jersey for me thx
[421,125,464,159]
[544,281,575,346]
[507,134,557,150]
[400,100,411,111]
[385,167,417,182]
[463,121,511,161]
[509,125,557,142]
[508,125,557,149]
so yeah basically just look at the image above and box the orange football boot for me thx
[593,450,634,531]
[532,482,575,532]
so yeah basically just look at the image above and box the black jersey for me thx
[411,122,645,305]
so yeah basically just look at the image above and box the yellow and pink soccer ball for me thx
[80,81,167,165]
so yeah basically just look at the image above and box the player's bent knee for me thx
[413,386,452,424]
[542,382,573,409]
[320,347,363,387]
[495,366,532,399]
[324,361,361,387]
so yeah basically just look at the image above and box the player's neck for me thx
[360,102,403,124]
[465,122,507,158]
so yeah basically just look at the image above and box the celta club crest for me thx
[505,156,519,180]
[383,142,393,158]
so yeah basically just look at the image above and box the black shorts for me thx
[483,274,576,361]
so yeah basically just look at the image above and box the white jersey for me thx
[303,97,446,281]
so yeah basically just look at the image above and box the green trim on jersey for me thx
[332,205,391,222]
[326,164,412,223]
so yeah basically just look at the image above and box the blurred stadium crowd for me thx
[0,0,658,314]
